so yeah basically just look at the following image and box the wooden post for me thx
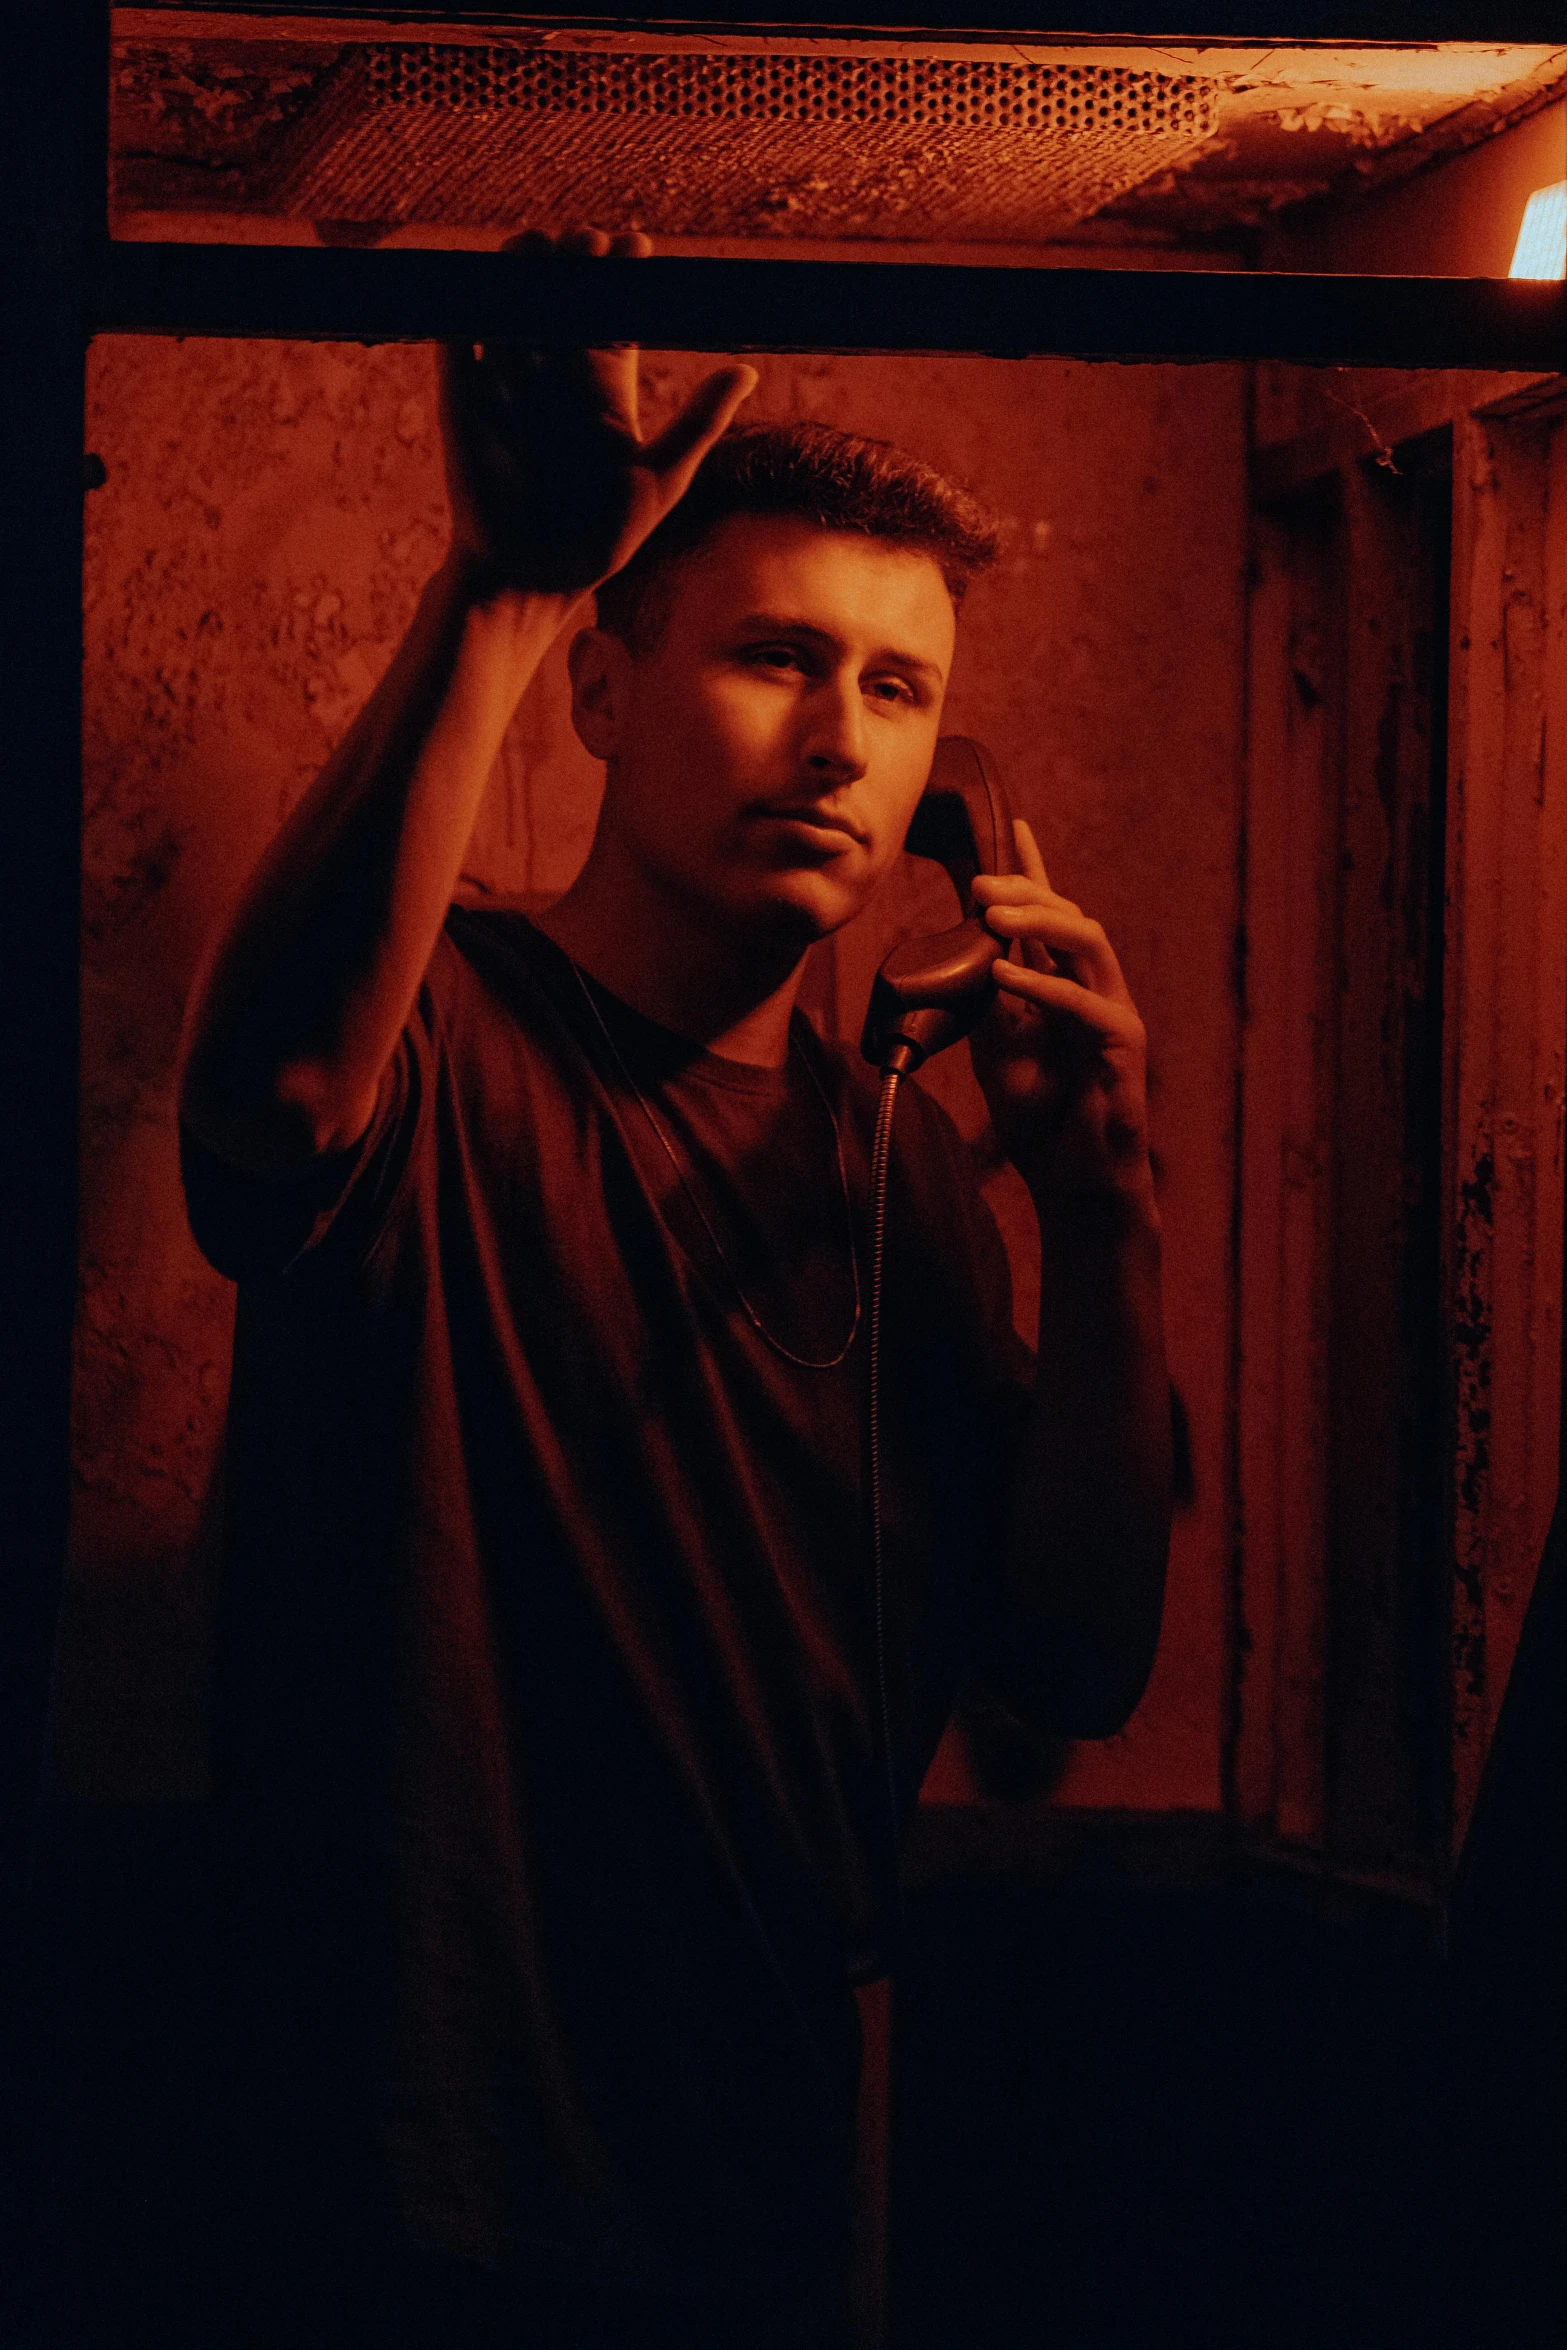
[1446,400,1567,1855]
[1235,488,1342,1845]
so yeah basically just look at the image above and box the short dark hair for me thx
[594,419,1001,654]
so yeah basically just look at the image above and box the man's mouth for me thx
[753,802,868,846]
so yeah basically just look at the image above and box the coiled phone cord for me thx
[868,1064,906,1924]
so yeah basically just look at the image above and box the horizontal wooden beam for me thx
[89,244,1567,368]
[113,4,1567,42]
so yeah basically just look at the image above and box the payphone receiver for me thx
[860,735,1021,1077]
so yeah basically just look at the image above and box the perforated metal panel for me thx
[267,44,1219,240]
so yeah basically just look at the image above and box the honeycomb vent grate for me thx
[365,45,1216,143]
[267,42,1220,239]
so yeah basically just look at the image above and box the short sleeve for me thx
[180,1021,427,1284]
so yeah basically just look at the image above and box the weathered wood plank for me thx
[88,245,1567,370]
[1445,407,1567,1853]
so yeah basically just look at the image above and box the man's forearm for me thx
[990,1190,1172,1739]
[180,555,576,1172]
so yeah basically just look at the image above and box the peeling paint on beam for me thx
[113,5,1567,39]
[88,246,1567,371]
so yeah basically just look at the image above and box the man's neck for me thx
[534,854,810,1071]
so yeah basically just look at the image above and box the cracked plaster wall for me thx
[64,336,1246,1808]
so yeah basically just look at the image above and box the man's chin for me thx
[663,856,878,957]
[741,870,871,949]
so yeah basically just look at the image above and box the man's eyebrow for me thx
[730,612,946,684]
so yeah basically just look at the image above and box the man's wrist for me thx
[1025,1163,1162,1248]
[433,546,583,637]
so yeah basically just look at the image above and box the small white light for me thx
[1509,180,1567,280]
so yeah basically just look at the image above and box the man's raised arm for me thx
[968,822,1173,1741]
[178,230,755,1176]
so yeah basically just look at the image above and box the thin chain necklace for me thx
[568,960,862,1370]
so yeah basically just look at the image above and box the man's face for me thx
[569,512,956,950]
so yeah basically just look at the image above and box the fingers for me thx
[982,899,1129,1004]
[1013,817,1050,888]
[992,958,1145,1051]
[500,226,651,260]
[973,871,1080,917]
[972,845,1133,1001]
[489,227,661,425]
[642,364,759,488]
[982,898,1103,956]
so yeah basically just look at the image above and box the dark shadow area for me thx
[17,1807,222,2350]
[891,1856,1450,2350]
[15,1804,1466,2350]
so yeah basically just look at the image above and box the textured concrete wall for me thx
[65,336,1246,1809]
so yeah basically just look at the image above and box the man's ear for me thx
[568,626,632,762]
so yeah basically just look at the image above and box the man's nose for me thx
[801,678,868,779]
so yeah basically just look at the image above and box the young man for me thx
[179,234,1170,2350]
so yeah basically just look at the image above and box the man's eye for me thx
[745,644,803,671]
[866,677,915,706]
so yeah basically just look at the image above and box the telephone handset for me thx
[860,735,1019,1078]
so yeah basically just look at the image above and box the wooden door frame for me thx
[1236,368,1567,1879]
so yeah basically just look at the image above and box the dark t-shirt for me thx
[182,904,1032,2297]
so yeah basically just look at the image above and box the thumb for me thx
[642,365,758,492]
